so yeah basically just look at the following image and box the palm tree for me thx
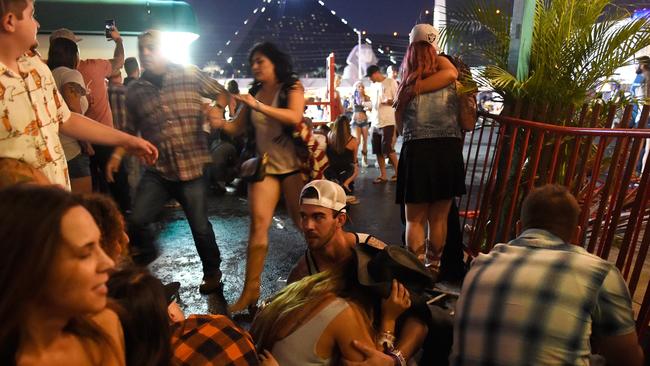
[444,0,650,124]
[444,0,650,248]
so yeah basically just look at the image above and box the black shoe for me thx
[199,271,223,294]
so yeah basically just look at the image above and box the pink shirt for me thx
[78,59,114,128]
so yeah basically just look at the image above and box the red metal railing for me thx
[459,103,650,340]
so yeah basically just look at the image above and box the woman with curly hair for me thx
[76,193,130,264]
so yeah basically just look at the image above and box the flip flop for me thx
[389,175,397,182]
[373,177,387,184]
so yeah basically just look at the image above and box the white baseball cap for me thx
[409,24,439,49]
[300,180,347,213]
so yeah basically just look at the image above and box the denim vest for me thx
[402,84,462,142]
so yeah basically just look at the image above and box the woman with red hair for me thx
[394,24,466,269]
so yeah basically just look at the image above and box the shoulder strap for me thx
[305,249,319,275]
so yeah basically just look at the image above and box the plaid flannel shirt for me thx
[108,84,128,132]
[125,64,226,181]
[451,229,636,366]
[171,314,259,366]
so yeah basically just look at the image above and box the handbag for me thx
[239,153,268,182]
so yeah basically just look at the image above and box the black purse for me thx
[239,153,268,182]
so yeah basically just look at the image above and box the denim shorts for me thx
[67,154,91,179]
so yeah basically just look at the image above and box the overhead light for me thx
[318,0,324,5]
[160,31,199,65]
[227,57,232,63]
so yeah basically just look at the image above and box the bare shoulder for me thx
[346,136,359,149]
[89,308,126,365]
[329,301,375,361]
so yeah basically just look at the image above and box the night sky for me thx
[186,0,434,65]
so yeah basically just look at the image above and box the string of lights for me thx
[213,0,413,76]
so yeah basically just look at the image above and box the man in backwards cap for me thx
[288,179,388,283]
[289,180,440,364]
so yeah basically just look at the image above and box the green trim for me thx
[36,0,198,36]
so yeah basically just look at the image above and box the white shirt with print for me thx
[0,55,72,189]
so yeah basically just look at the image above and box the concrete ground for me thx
[148,155,403,319]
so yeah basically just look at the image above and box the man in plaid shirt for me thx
[450,185,643,365]
[107,30,228,294]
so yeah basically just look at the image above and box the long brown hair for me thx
[395,41,439,117]
[0,185,117,365]
[328,115,353,154]
[107,266,173,366]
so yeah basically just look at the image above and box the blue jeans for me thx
[128,169,221,275]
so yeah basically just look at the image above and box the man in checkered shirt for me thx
[450,184,643,365]
[107,30,229,294]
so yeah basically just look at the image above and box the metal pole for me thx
[508,0,535,80]
[433,0,447,53]
[358,31,362,80]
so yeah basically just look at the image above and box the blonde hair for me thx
[251,260,375,351]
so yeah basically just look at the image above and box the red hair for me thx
[395,41,438,116]
[401,41,438,84]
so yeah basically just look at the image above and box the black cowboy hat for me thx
[354,244,434,309]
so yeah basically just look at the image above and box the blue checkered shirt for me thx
[450,229,636,366]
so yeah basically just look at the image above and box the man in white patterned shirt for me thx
[0,0,157,190]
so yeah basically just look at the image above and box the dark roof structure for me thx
[36,0,198,36]
[215,0,405,78]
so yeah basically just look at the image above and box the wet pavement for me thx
[148,155,403,320]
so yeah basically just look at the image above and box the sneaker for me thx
[199,271,223,294]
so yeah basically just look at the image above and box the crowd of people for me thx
[0,0,645,364]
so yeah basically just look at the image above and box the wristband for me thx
[376,331,396,351]
[388,349,406,366]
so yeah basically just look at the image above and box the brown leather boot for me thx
[228,243,268,315]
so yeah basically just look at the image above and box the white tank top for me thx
[271,298,349,366]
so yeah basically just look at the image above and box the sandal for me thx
[389,175,397,182]
[373,177,387,184]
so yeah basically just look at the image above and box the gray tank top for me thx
[271,298,349,366]
[251,90,301,174]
